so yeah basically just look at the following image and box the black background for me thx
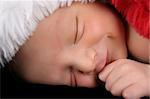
[1,65,122,98]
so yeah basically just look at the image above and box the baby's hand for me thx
[98,59,150,99]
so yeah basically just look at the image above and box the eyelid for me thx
[74,16,78,44]
[78,23,85,43]
[74,16,85,44]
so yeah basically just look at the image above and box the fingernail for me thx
[98,73,104,81]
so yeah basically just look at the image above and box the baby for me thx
[8,1,127,87]
[0,0,149,99]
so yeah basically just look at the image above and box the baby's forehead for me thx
[47,3,122,42]
[68,3,116,21]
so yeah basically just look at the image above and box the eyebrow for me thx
[74,16,78,44]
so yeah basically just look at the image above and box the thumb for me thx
[98,60,118,82]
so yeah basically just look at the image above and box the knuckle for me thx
[119,63,130,71]
[111,85,121,96]
[116,59,126,64]
[105,82,111,91]
[115,59,131,66]
[111,88,119,96]
[122,89,132,99]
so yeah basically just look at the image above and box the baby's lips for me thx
[95,49,108,73]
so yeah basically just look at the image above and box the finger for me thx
[105,64,130,91]
[122,84,146,99]
[98,60,119,82]
[109,74,136,96]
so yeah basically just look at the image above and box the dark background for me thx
[1,64,149,99]
[1,65,122,98]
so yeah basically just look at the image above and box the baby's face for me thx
[14,3,127,87]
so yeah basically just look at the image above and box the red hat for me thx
[110,0,149,40]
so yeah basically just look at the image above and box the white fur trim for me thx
[0,0,95,66]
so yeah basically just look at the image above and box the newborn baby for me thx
[11,2,127,87]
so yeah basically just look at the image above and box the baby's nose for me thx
[86,49,96,61]
[73,48,97,73]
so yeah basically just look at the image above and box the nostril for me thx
[78,69,95,75]
[78,69,90,74]
[78,70,84,74]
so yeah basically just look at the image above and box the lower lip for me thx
[71,70,76,87]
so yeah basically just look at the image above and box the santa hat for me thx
[110,0,149,40]
[0,0,95,66]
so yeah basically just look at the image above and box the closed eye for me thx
[74,16,78,44]
[74,16,85,44]
[77,23,85,43]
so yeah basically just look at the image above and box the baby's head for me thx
[2,2,127,87]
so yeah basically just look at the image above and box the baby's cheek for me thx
[50,67,71,85]
[75,71,97,87]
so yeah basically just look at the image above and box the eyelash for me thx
[74,16,85,44]
[74,16,78,44]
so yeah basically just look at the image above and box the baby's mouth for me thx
[95,49,108,73]
[71,68,77,87]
